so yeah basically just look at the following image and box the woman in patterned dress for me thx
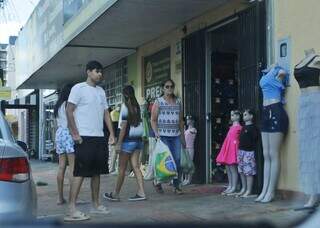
[151,79,186,194]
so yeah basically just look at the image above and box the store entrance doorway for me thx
[210,20,239,184]
[208,5,266,192]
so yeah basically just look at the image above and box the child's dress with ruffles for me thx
[216,124,242,165]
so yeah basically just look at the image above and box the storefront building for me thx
[14,0,320,194]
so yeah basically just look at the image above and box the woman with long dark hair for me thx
[54,83,74,205]
[104,85,146,201]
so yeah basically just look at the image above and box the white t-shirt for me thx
[68,82,108,137]
[56,101,68,128]
[118,103,143,139]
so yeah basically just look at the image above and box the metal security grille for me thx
[182,30,206,184]
[237,2,266,193]
[238,4,266,112]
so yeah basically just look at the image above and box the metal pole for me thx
[266,0,275,66]
[205,31,212,184]
[38,89,45,160]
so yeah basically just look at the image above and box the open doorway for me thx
[210,20,239,183]
[183,4,266,185]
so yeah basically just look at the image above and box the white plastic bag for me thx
[143,137,156,180]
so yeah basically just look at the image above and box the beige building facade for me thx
[125,0,316,193]
[15,0,318,193]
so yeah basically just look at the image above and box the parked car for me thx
[0,112,37,220]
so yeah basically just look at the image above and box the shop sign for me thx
[143,47,170,100]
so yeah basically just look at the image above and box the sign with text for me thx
[143,47,170,100]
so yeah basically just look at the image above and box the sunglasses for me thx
[165,85,174,89]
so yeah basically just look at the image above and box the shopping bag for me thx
[142,110,150,140]
[144,137,156,180]
[153,140,177,182]
[181,148,195,174]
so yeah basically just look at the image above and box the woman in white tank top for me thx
[54,84,74,205]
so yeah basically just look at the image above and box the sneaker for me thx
[128,194,147,201]
[110,171,118,176]
[103,192,120,202]
[174,188,183,195]
[153,183,164,194]
[129,171,135,178]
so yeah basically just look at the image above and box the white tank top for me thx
[56,101,68,128]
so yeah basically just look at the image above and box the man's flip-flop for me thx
[90,205,111,215]
[240,194,257,198]
[76,199,90,205]
[294,204,319,211]
[64,211,90,222]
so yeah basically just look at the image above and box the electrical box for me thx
[276,37,292,84]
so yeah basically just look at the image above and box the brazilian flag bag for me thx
[153,139,178,182]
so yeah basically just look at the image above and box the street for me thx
[32,160,309,226]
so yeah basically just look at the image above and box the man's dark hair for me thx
[86,60,103,72]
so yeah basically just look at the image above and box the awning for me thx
[18,0,231,89]
[1,92,38,109]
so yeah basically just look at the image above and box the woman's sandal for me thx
[153,183,164,194]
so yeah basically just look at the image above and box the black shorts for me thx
[261,102,289,134]
[73,136,109,177]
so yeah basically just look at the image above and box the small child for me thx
[236,109,259,197]
[216,110,242,195]
[182,116,197,185]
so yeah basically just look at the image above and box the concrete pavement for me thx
[30,160,313,226]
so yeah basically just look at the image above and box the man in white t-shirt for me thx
[65,60,115,221]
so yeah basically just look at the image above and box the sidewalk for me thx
[31,160,311,226]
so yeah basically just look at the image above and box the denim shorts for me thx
[121,139,143,153]
[261,102,288,133]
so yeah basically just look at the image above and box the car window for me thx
[1,119,15,142]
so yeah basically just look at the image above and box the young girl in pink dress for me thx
[216,110,242,195]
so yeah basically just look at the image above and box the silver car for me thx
[0,112,37,220]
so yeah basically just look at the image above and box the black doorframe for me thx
[182,2,266,186]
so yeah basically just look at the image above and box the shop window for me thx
[104,58,128,106]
